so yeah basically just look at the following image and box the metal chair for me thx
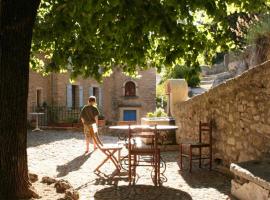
[127,125,160,186]
[179,121,212,173]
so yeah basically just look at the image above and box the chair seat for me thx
[100,144,123,150]
[181,142,210,148]
[130,148,159,155]
[181,153,211,159]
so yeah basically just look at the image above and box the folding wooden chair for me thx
[87,124,123,177]
[179,121,212,173]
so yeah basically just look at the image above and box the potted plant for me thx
[98,115,106,127]
[146,108,168,119]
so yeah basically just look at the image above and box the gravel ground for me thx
[27,130,233,200]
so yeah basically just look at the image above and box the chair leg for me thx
[132,155,137,185]
[189,146,192,173]
[199,147,202,168]
[209,147,212,170]
[154,154,158,186]
[157,153,160,185]
[180,144,183,170]
[118,149,121,162]
[94,149,120,173]
[128,154,132,185]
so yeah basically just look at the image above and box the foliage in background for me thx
[146,108,167,118]
[245,14,270,64]
[156,81,167,109]
[226,12,259,49]
[162,64,201,87]
[246,15,270,45]
[211,52,226,64]
[31,0,269,81]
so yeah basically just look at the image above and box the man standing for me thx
[80,96,99,153]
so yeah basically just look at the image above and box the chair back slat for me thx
[199,121,212,143]
[87,124,104,148]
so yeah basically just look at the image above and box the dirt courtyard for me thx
[27,130,233,200]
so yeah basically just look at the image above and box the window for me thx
[124,81,136,96]
[67,85,82,109]
[93,87,99,98]
[72,85,77,108]
[123,110,137,121]
[89,86,102,109]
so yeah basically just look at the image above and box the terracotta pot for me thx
[98,119,106,127]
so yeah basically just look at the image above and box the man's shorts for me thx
[83,124,94,139]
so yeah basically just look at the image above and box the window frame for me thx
[124,81,137,97]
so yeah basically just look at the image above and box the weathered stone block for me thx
[227,137,235,145]
[231,180,269,200]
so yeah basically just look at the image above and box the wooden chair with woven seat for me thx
[87,124,123,177]
[179,121,212,173]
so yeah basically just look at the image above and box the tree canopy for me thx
[32,0,270,80]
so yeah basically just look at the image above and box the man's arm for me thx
[95,115,98,126]
[80,107,85,124]
[81,117,85,124]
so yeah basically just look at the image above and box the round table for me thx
[30,112,44,131]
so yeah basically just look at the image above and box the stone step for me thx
[200,80,215,85]
[201,75,217,81]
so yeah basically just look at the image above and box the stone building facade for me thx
[102,68,156,124]
[28,68,156,124]
[174,61,270,167]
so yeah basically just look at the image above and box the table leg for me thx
[32,114,42,131]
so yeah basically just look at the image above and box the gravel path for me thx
[27,130,233,200]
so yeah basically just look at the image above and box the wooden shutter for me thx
[66,84,72,108]
[79,86,83,108]
[99,87,103,109]
[89,86,93,97]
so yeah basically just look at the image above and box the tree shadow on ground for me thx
[27,130,84,147]
[56,152,93,177]
[93,173,129,186]
[161,151,232,197]
[177,161,231,196]
[74,171,129,191]
[94,185,192,200]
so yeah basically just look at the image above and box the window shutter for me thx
[66,85,72,108]
[89,86,93,97]
[99,87,103,109]
[79,86,83,108]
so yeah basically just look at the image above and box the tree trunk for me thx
[0,0,40,198]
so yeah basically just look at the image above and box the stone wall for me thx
[174,61,270,167]
[28,69,50,114]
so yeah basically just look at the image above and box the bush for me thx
[146,108,167,118]
[211,52,225,64]
[246,15,270,64]
[246,15,270,45]
[167,64,201,87]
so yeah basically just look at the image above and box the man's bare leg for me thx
[92,137,97,151]
[85,136,90,153]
